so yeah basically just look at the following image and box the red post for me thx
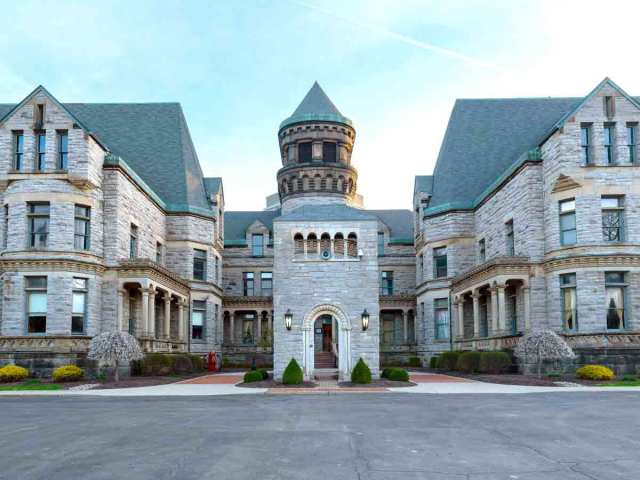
[207,352,217,372]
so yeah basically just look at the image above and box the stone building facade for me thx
[2,78,639,378]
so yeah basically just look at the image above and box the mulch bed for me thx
[237,379,318,389]
[443,372,563,387]
[339,379,416,388]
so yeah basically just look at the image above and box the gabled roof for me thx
[224,209,281,245]
[279,82,353,131]
[1,88,216,214]
[368,209,414,244]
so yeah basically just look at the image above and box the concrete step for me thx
[314,368,339,380]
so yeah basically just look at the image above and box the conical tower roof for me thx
[279,82,352,131]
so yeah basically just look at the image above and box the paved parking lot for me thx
[1,392,639,480]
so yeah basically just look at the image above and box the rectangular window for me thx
[251,233,264,257]
[560,273,577,331]
[381,312,395,345]
[505,220,515,256]
[36,133,46,171]
[605,272,626,330]
[377,232,385,255]
[434,298,450,340]
[478,239,486,263]
[27,202,50,248]
[242,312,256,344]
[129,224,138,259]
[155,242,163,264]
[627,123,637,163]
[418,253,423,281]
[193,249,207,281]
[35,104,45,127]
[192,300,206,340]
[559,199,576,246]
[26,276,47,334]
[14,132,24,170]
[603,124,615,164]
[260,272,273,296]
[580,124,591,164]
[58,131,68,170]
[433,246,448,278]
[298,142,312,163]
[380,271,394,296]
[74,205,90,250]
[3,205,8,249]
[72,277,87,334]
[322,142,337,162]
[602,196,624,242]
[604,95,615,118]
[243,272,254,296]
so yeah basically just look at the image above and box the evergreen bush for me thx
[407,357,421,367]
[384,367,409,382]
[478,352,510,374]
[258,368,269,380]
[437,351,461,371]
[243,370,264,383]
[282,359,304,385]
[429,356,439,369]
[456,351,482,373]
[351,358,372,384]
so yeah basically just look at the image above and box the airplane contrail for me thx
[290,0,506,71]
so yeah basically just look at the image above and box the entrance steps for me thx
[314,368,339,381]
[315,351,336,369]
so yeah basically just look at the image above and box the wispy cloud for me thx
[290,0,507,71]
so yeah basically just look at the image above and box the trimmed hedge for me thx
[52,365,84,382]
[383,367,409,382]
[0,364,29,382]
[456,352,482,373]
[351,358,372,384]
[407,357,421,368]
[282,359,304,385]
[258,368,269,380]
[478,352,510,374]
[437,351,461,371]
[576,365,615,381]
[429,356,439,369]
[244,371,263,383]
[133,353,207,376]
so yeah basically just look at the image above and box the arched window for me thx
[294,233,304,254]
[287,178,293,193]
[302,175,310,190]
[326,175,334,191]
[307,233,318,254]
[296,177,303,191]
[334,233,345,256]
[347,232,358,257]
[314,174,322,190]
[332,176,338,191]
[320,233,331,252]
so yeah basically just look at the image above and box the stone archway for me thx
[302,304,352,380]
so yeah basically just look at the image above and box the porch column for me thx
[523,285,531,331]
[148,287,156,339]
[497,284,507,332]
[414,311,418,344]
[402,310,408,344]
[117,289,125,331]
[490,287,499,335]
[456,297,464,338]
[178,298,185,341]
[140,288,149,337]
[472,291,480,338]
[230,310,235,345]
[163,294,171,339]
[256,312,262,344]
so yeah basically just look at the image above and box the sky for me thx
[2,0,639,211]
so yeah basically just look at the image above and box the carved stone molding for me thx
[0,257,105,274]
[551,174,581,193]
[0,336,91,353]
[544,254,640,272]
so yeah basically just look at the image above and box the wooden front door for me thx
[322,323,332,352]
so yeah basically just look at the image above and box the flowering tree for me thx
[88,331,144,382]
[514,330,575,377]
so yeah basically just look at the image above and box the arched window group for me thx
[292,232,358,258]
[279,173,355,196]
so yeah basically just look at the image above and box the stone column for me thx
[230,310,235,345]
[402,310,408,344]
[497,284,507,332]
[163,294,171,339]
[117,289,125,332]
[140,288,149,337]
[472,292,480,338]
[256,312,262,345]
[523,285,531,332]
[456,297,465,338]
[490,287,499,335]
[148,287,156,339]
[178,299,185,341]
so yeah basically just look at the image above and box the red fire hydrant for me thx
[207,352,217,372]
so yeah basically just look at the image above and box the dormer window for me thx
[604,95,615,118]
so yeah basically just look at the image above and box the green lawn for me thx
[0,379,63,391]
[602,380,640,387]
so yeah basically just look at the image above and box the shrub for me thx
[189,354,206,371]
[351,358,372,384]
[622,374,638,382]
[407,357,421,368]
[244,371,263,383]
[437,351,461,371]
[576,365,615,381]
[429,356,439,369]
[457,352,482,373]
[88,331,143,382]
[258,368,269,380]
[172,354,194,374]
[514,330,575,377]
[384,367,409,382]
[546,372,561,379]
[282,359,303,385]
[0,364,29,382]
[380,368,391,379]
[479,352,511,374]
[52,365,84,382]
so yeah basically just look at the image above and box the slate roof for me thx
[224,209,282,245]
[275,204,377,222]
[428,97,584,212]
[203,177,222,198]
[279,82,353,131]
[414,175,433,196]
[368,209,414,241]
[1,98,213,213]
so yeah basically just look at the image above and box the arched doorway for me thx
[302,305,352,380]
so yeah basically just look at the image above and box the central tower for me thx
[277,82,359,213]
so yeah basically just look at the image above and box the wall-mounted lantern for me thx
[284,309,293,331]
[361,309,370,331]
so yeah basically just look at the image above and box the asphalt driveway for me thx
[1,392,639,480]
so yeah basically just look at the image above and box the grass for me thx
[602,380,640,387]
[0,379,63,391]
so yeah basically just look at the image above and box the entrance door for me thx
[322,323,332,351]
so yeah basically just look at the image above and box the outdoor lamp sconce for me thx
[284,309,293,331]
[361,309,370,331]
